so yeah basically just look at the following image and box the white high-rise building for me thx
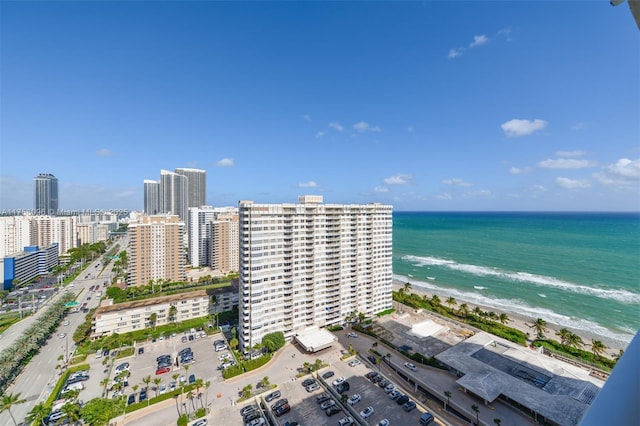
[160,170,188,222]
[238,195,393,351]
[143,180,160,215]
[0,216,32,258]
[188,206,238,268]
[175,168,206,209]
[30,215,78,255]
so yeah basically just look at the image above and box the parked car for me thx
[274,403,291,417]
[271,398,288,411]
[322,370,335,379]
[169,381,177,392]
[338,416,355,426]
[156,367,170,375]
[139,388,147,402]
[420,412,435,425]
[404,362,417,371]
[403,400,417,412]
[127,394,135,405]
[192,420,208,426]
[378,419,390,426]
[265,390,281,402]
[336,382,350,394]
[384,384,395,393]
[188,374,196,384]
[316,394,331,404]
[138,347,144,355]
[332,377,345,386]
[306,383,320,392]
[359,406,374,419]
[347,394,361,406]
[348,359,361,367]
[388,390,401,400]
[396,395,410,405]
[240,404,258,416]
[347,332,358,337]
[320,399,336,410]
[301,378,316,387]
[325,406,342,416]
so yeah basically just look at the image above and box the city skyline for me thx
[1,2,639,212]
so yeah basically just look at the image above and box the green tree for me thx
[153,377,162,397]
[229,337,239,350]
[25,402,50,426]
[149,312,157,330]
[259,376,270,388]
[445,296,457,310]
[142,375,152,405]
[591,339,607,360]
[530,318,548,339]
[430,294,441,307]
[471,404,480,426]
[0,392,26,426]
[498,313,510,325]
[458,303,469,317]
[80,398,124,426]
[261,331,286,352]
[242,384,252,399]
[61,402,81,425]
[403,282,412,293]
[169,305,178,323]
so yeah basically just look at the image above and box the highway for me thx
[0,250,118,426]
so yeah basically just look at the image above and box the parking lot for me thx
[71,331,233,406]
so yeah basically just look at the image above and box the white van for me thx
[62,382,84,393]
[96,350,102,359]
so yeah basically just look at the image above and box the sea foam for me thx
[402,254,640,304]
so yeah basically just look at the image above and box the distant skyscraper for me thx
[175,168,206,208]
[159,170,188,222]
[143,180,160,215]
[33,173,58,215]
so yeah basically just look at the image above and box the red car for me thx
[155,367,170,375]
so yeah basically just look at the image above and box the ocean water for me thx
[392,212,640,347]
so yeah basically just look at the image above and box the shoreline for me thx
[392,281,630,360]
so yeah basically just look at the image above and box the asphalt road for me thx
[0,255,116,426]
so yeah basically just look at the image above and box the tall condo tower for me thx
[159,170,188,222]
[143,180,160,215]
[33,173,59,215]
[175,168,206,208]
[238,195,393,352]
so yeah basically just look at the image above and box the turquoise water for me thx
[392,212,640,346]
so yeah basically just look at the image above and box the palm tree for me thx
[0,392,26,426]
[494,419,502,426]
[153,377,162,397]
[142,375,152,405]
[149,312,157,330]
[458,303,469,317]
[203,380,211,410]
[498,313,510,325]
[169,305,178,323]
[471,404,480,426]
[567,331,584,350]
[444,390,452,411]
[403,282,412,293]
[472,307,483,321]
[430,294,441,307]
[445,296,457,310]
[613,349,624,362]
[591,340,607,360]
[556,328,572,347]
[61,402,81,426]
[530,318,548,339]
[26,402,50,426]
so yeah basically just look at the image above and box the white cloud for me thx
[216,158,234,167]
[384,174,412,185]
[594,158,640,185]
[298,181,318,188]
[302,114,311,122]
[556,150,585,157]
[353,121,382,133]
[315,131,325,139]
[465,189,491,197]
[501,118,548,137]
[373,186,389,193]
[97,148,112,157]
[448,48,464,59]
[470,35,489,48]
[571,122,585,130]
[531,185,548,193]
[538,158,595,169]
[442,178,473,187]
[329,122,344,132]
[555,177,591,189]
[436,192,453,200]
[509,166,532,174]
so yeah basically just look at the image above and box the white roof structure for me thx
[295,327,338,353]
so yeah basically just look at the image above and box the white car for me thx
[58,333,66,339]
[359,406,374,419]
[332,376,346,386]
[347,332,358,338]
[378,419,390,426]
[338,417,355,426]
[159,384,167,394]
[348,359,361,367]
[347,394,361,405]
[218,353,232,361]
[404,362,417,371]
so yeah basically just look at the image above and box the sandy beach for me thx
[392,281,629,360]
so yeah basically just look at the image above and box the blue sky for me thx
[1,1,638,212]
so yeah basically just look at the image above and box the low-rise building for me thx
[1,243,59,290]
[91,290,209,339]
